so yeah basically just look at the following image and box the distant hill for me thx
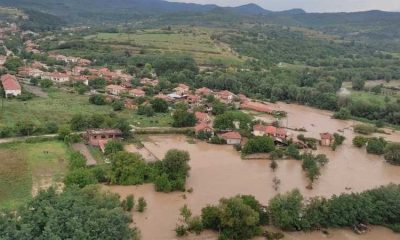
[1,0,400,48]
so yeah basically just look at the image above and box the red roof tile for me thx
[1,74,20,91]
[219,131,242,140]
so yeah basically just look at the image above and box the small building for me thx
[320,133,334,147]
[219,131,242,145]
[1,74,21,98]
[195,87,213,95]
[194,123,213,135]
[72,75,89,86]
[46,72,70,83]
[252,124,287,140]
[129,88,146,97]
[216,90,235,103]
[140,78,159,87]
[106,84,127,95]
[18,67,43,78]
[187,94,201,105]
[174,83,190,95]
[85,129,123,152]
[195,112,211,124]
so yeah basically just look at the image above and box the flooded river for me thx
[106,103,400,240]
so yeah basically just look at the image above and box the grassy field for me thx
[0,140,68,209]
[84,28,243,65]
[0,89,173,129]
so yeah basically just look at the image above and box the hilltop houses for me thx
[129,88,146,97]
[1,74,21,98]
[216,90,235,104]
[45,72,70,83]
[174,84,190,95]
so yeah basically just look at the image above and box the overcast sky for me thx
[169,0,400,12]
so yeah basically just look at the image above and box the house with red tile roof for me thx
[252,124,287,140]
[174,83,190,95]
[129,88,146,97]
[320,133,334,146]
[216,90,235,103]
[106,85,127,95]
[1,74,21,98]
[187,94,201,105]
[218,131,242,145]
[195,112,211,124]
[195,87,213,95]
[18,67,43,78]
[194,123,213,135]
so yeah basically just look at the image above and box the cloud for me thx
[168,0,400,12]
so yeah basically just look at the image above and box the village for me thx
[1,11,400,240]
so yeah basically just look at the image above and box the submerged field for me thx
[84,28,243,65]
[0,140,68,209]
[0,89,173,129]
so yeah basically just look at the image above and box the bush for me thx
[175,225,188,237]
[172,110,196,127]
[384,143,400,165]
[201,206,221,230]
[354,124,376,135]
[104,140,124,155]
[209,136,226,145]
[137,197,147,212]
[353,136,368,148]
[188,216,203,235]
[137,104,155,117]
[286,144,300,159]
[112,100,125,111]
[333,107,351,120]
[64,168,97,188]
[126,195,135,211]
[44,121,59,134]
[91,165,109,183]
[366,137,387,155]
[89,94,107,105]
[150,98,169,113]
[39,79,53,88]
[69,151,87,170]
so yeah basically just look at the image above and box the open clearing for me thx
[85,28,243,65]
[0,141,68,209]
[0,89,173,129]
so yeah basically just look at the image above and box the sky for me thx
[169,0,400,12]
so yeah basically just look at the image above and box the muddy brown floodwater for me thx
[105,103,400,240]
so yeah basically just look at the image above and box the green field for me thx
[0,140,68,209]
[0,89,173,129]
[85,28,243,65]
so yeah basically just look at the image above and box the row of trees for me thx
[353,136,400,165]
[176,184,400,239]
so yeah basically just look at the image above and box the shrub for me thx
[69,151,87,170]
[112,100,125,111]
[353,136,368,148]
[137,197,147,212]
[242,136,275,155]
[209,136,226,145]
[354,124,376,135]
[89,94,107,105]
[137,104,155,117]
[104,140,124,155]
[366,137,387,155]
[126,195,135,211]
[64,168,97,188]
[384,143,400,165]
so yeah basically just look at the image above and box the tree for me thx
[114,118,132,138]
[104,140,124,155]
[39,79,53,88]
[268,190,303,231]
[0,187,136,239]
[211,100,226,115]
[64,168,97,188]
[4,57,23,72]
[150,98,169,113]
[333,107,351,120]
[384,143,400,165]
[70,114,88,131]
[89,94,106,105]
[353,136,368,148]
[89,77,106,89]
[352,78,365,91]
[44,121,59,134]
[242,136,275,155]
[286,144,300,159]
[217,197,261,240]
[172,110,196,128]
[213,111,252,132]
[201,206,221,230]
[125,194,135,211]
[163,149,190,181]
[110,152,152,185]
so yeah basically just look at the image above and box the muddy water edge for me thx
[105,103,400,240]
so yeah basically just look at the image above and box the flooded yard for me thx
[106,103,400,240]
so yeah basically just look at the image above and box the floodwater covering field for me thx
[106,103,400,240]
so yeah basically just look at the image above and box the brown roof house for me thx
[106,84,127,96]
[85,129,122,152]
[1,74,21,98]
